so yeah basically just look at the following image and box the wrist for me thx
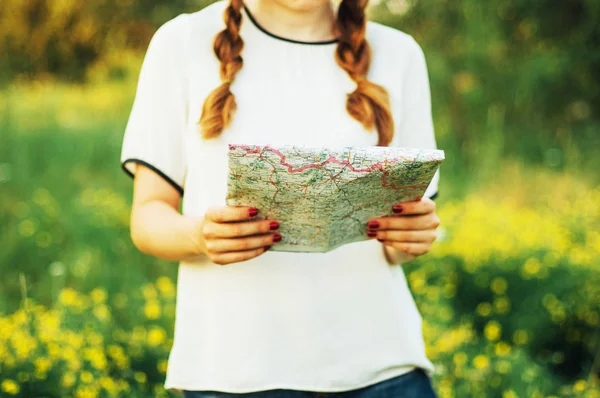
[185,216,207,258]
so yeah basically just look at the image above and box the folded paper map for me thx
[226,144,445,253]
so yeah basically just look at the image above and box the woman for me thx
[120,0,441,396]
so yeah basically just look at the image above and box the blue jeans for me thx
[182,368,437,398]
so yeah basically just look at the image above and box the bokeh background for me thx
[1,0,599,397]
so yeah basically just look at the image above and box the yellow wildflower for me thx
[513,330,529,345]
[134,371,147,384]
[503,390,518,398]
[1,379,20,395]
[83,347,107,370]
[484,321,502,341]
[87,331,103,346]
[453,352,468,366]
[473,355,490,369]
[586,311,599,326]
[144,301,161,320]
[34,357,52,374]
[491,277,508,294]
[158,359,169,373]
[108,344,130,369]
[156,276,175,297]
[59,288,79,306]
[522,257,541,276]
[90,288,108,304]
[100,377,119,395]
[476,302,492,316]
[573,380,587,392]
[494,297,511,314]
[62,373,76,388]
[496,360,512,374]
[494,341,511,356]
[93,305,111,322]
[75,385,98,398]
[142,283,157,300]
[147,326,167,347]
[116,379,130,392]
[80,371,93,384]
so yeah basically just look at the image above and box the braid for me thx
[335,0,394,146]
[199,0,244,139]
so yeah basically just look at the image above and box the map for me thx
[226,144,445,253]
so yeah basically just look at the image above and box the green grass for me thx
[0,83,178,315]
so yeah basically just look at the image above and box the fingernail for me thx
[248,208,258,217]
[367,230,377,238]
[367,220,380,229]
[269,221,279,230]
[392,205,403,214]
[273,233,282,243]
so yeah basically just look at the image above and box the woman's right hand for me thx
[199,206,281,265]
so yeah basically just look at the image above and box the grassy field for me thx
[0,79,599,397]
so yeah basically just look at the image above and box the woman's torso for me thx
[164,1,436,392]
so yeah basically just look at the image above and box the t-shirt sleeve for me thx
[120,15,189,196]
[392,36,440,200]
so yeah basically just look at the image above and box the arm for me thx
[129,165,281,265]
[129,165,203,262]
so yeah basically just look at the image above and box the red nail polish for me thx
[248,208,258,217]
[368,220,380,229]
[367,230,377,238]
[269,221,279,230]
[392,205,403,214]
[273,233,282,243]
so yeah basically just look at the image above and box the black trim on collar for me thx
[243,5,339,46]
[121,158,184,196]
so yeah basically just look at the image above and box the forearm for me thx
[130,200,206,262]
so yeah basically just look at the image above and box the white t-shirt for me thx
[120,0,440,393]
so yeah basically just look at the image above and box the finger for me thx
[380,241,431,256]
[204,219,279,239]
[370,229,437,243]
[391,197,436,215]
[209,247,267,266]
[206,233,281,253]
[367,213,440,231]
[205,206,259,223]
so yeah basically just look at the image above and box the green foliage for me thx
[0,0,213,83]
[372,0,600,176]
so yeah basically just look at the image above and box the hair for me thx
[199,0,394,146]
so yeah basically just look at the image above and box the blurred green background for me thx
[1,0,599,397]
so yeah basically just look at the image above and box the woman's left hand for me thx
[366,197,440,261]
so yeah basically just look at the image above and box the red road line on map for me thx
[230,144,428,190]
[232,144,400,174]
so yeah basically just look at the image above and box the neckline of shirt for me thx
[242,4,339,46]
